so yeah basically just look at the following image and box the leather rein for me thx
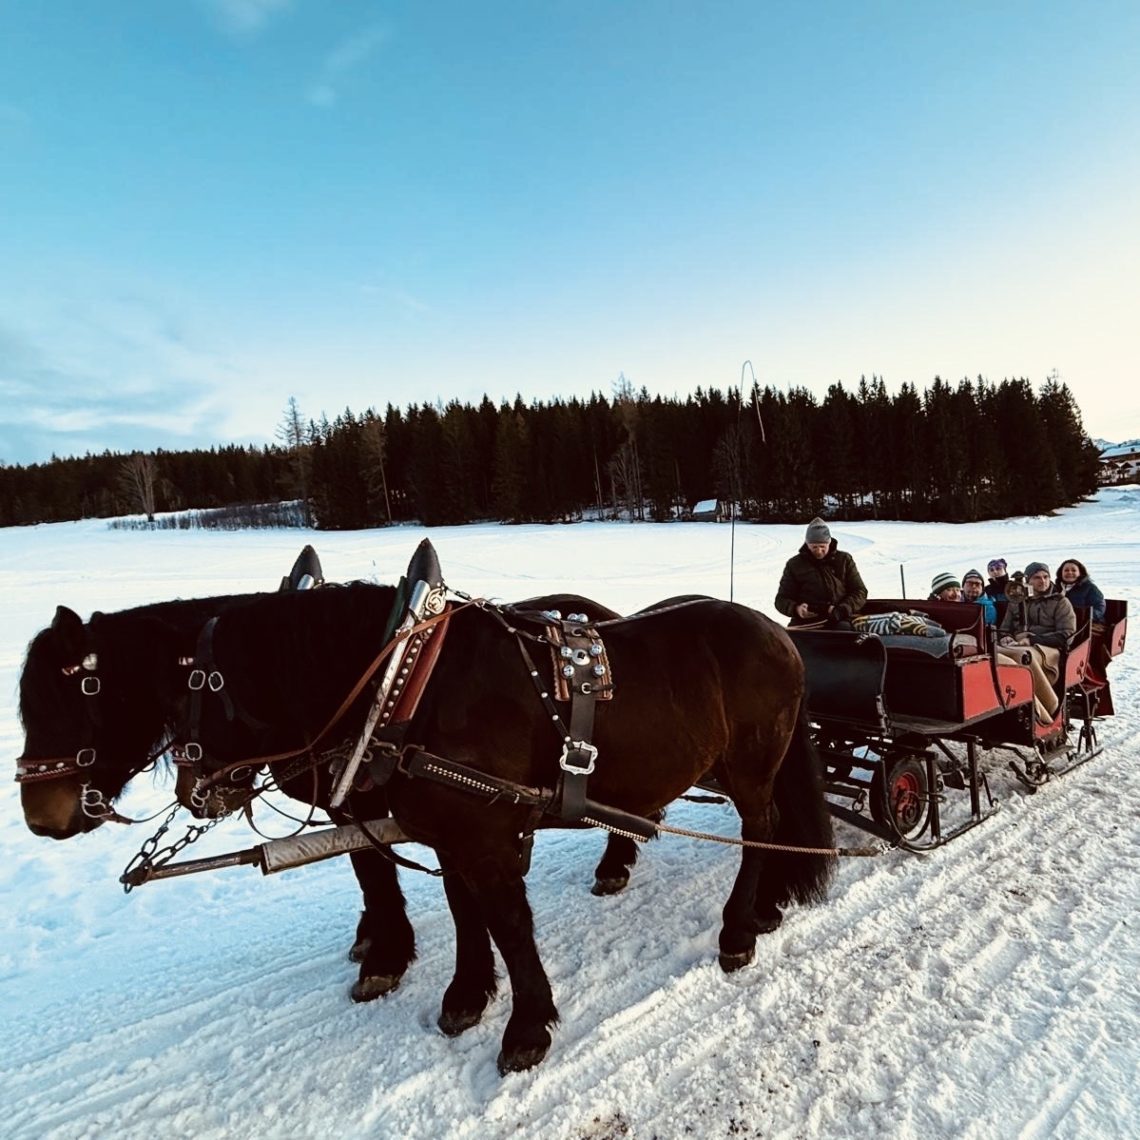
[175,599,481,794]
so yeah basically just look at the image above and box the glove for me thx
[832,604,851,623]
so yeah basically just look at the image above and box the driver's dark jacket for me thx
[774,540,867,627]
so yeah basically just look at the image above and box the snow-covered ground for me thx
[2,493,1138,1140]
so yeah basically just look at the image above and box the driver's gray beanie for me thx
[805,517,831,544]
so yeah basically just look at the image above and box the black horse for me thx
[171,578,835,1073]
[18,594,265,836]
[17,544,324,838]
[15,580,635,1002]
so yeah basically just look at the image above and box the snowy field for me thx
[2,493,1138,1140]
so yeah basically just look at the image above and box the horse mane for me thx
[207,583,401,734]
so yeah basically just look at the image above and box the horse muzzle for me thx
[21,779,104,838]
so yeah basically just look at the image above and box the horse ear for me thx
[51,605,87,663]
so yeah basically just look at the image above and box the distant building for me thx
[691,498,730,522]
[1099,440,1140,484]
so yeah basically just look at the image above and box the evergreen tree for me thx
[491,404,529,522]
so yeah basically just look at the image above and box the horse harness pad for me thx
[364,605,622,836]
[543,616,613,821]
[353,609,451,790]
[329,539,447,808]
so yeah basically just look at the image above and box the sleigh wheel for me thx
[870,756,930,842]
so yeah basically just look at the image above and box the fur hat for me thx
[931,572,961,595]
[1024,561,1050,579]
[986,558,1007,575]
[962,568,985,587]
[805,517,831,544]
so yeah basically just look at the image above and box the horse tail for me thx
[768,704,836,906]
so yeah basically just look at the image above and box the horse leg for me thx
[348,849,417,1002]
[718,807,778,973]
[591,809,663,896]
[437,860,499,1036]
[449,848,559,1074]
[347,846,375,962]
[592,834,638,895]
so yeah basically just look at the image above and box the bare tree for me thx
[118,452,158,522]
[277,396,313,527]
[608,443,640,522]
[613,373,644,520]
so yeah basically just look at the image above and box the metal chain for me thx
[120,802,230,893]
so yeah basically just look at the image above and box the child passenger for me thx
[929,572,962,602]
[985,558,1009,602]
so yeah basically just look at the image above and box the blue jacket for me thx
[1060,576,1106,623]
[972,594,997,625]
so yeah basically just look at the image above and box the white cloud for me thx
[306,24,388,107]
[203,0,291,36]
[305,83,337,108]
[358,281,430,315]
[0,289,237,464]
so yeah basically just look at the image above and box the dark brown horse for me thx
[17,544,324,838]
[15,583,635,1003]
[172,579,835,1073]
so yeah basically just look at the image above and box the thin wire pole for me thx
[730,360,762,602]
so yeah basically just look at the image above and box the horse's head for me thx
[174,759,257,820]
[17,606,177,837]
[16,598,250,838]
[169,582,402,819]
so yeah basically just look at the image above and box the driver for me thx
[775,517,867,629]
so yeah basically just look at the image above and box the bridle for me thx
[15,653,102,785]
[16,651,177,826]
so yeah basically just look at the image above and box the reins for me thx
[649,819,882,858]
[188,599,483,792]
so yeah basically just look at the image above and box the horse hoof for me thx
[719,946,755,973]
[351,974,401,1002]
[438,1008,483,1037]
[348,938,371,964]
[496,1042,550,1074]
[591,874,629,897]
[755,908,783,935]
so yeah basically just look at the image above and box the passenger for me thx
[961,569,998,624]
[928,572,962,602]
[1053,558,1106,624]
[997,561,1076,725]
[984,558,1010,602]
[775,517,867,629]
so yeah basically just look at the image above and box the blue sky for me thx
[2,1,1139,465]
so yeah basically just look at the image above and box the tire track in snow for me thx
[5,732,1137,1140]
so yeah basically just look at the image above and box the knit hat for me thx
[1024,561,1049,578]
[986,558,1007,574]
[962,568,985,586]
[931,572,961,595]
[805,517,831,544]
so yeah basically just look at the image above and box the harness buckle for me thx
[560,740,598,775]
[207,670,225,692]
[76,747,96,767]
[81,676,101,696]
[183,741,203,763]
[188,669,206,691]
